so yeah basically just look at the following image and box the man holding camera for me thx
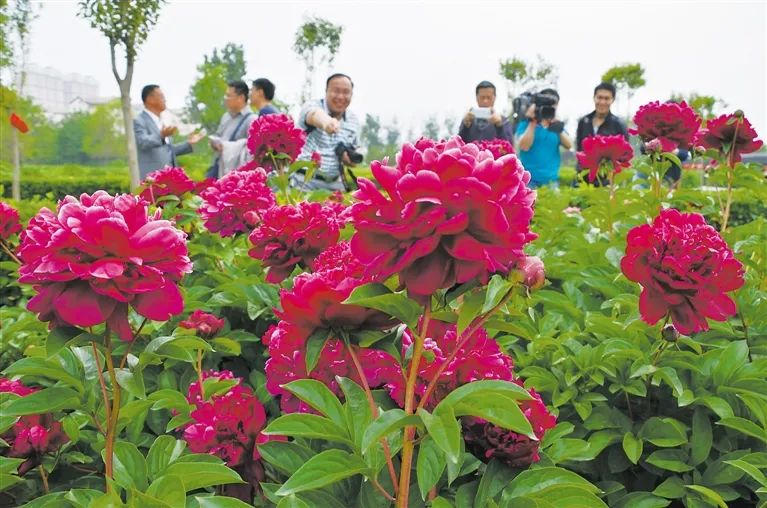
[293,73,361,192]
[515,88,573,188]
[459,81,514,143]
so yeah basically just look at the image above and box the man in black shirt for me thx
[574,82,629,186]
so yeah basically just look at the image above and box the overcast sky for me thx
[25,0,767,141]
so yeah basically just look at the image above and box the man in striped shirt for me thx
[292,73,361,191]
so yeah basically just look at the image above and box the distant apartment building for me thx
[16,64,107,121]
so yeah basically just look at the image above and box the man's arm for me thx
[173,141,193,157]
[134,118,163,150]
[518,120,537,151]
[575,118,585,152]
[305,108,339,133]
[559,130,573,151]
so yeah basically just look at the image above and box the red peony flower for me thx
[0,201,22,241]
[198,168,276,237]
[247,114,306,169]
[576,135,634,183]
[17,192,192,341]
[630,101,701,150]
[263,323,400,413]
[621,208,744,335]
[179,310,225,338]
[9,112,29,133]
[386,320,514,410]
[351,136,537,301]
[462,381,556,468]
[1,378,69,475]
[138,166,197,205]
[693,113,763,162]
[248,202,340,283]
[472,138,515,158]
[311,151,322,165]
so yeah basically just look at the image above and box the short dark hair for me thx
[475,81,496,95]
[141,84,160,103]
[594,82,616,98]
[540,88,560,101]
[252,78,275,101]
[326,73,354,89]
[228,80,249,100]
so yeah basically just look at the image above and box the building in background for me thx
[16,63,104,121]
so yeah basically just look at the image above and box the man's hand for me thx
[525,104,536,120]
[187,132,204,145]
[462,110,475,128]
[323,118,341,134]
[341,152,356,167]
[489,110,503,126]
[160,125,178,138]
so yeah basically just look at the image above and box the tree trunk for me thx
[119,82,140,190]
[11,128,21,200]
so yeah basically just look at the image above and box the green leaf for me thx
[418,407,461,464]
[106,441,148,492]
[45,327,83,358]
[282,379,345,428]
[129,490,172,508]
[361,408,422,453]
[475,459,515,507]
[115,367,146,399]
[611,492,670,508]
[451,393,534,438]
[482,275,514,314]
[684,485,728,508]
[146,435,186,480]
[3,387,80,415]
[717,416,767,444]
[639,417,688,447]
[3,357,84,393]
[431,497,453,508]
[645,450,694,472]
[276,496,310,508]
[262,413,352,445]
[435,380,532,411]
[257,440,316,476]
[164,462,243,491]
[145,475,185,506]
[343,283,420,329]
[275,449,369,496]
[457,289,485,334]
[505,467,600,497]
[690,407,712,467]
[417,437,446,500]
[0,473,24,493]
[622,432,643,464]
[304,328,331,374]
[723,459,767,487]
[195,497,254,508]
[209,337,242,356]
[338,377,373,449]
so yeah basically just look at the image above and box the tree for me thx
[442,116,458,139]
[670,91,723,121]
[186,43,247,132]
[601,63,646,117]
[0,0,14,74]
[82,99,125,162]
[499,55,557,108]
[422,116,440,140]
[78,0,165,190]
[360,113,383,150]
[293,16,343,104]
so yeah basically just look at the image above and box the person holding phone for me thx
[458,81,513,143]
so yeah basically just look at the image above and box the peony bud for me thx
[521,256,546,290]
[662,324,679,342]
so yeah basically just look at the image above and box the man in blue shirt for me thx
[515,88,573,187]
[250,78,279,116]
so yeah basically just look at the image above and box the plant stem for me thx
[345,339,399,496]
[0,240,21,264]
[197,348,205,399]
[102,331,121,491]
[720,118,741,233]
[118,318,147,369]
[607,166,616,240]
[739,312,752,362]
[39,465,49,494]
[92,342,111,434]
[396,302,432,508]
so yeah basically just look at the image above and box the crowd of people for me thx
[133,73,683,191]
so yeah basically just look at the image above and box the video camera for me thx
[512,91,558,125]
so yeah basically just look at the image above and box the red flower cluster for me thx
[248,202,340,283]
[138,166,197,204]
[179,310,225,338]
[694,113,763,162]
[463,382,556,467]
[1,378,69,475]
[576,135,634,183]
[630,101,701,150]
[0,201,22,241]
[621,208,744,334]
[247,113,306,168]
[472,138,515,158]
[198,169,276,237]
[351,136,537,301]
[263,323,400,413]
[386,320,514,410]
[18,192,192,341]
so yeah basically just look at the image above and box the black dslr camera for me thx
[512,90,558,126]
[334,142,363,165]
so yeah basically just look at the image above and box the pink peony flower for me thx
[576,135,634,183]
[351,136,537,301]
[472,138,515,158]
[179,310,225,338]
[0,201,22,241]
[1,378,69,475]
[630,101,701,150]
[247,113,306,169]
[138,166,197,205]
[198,169,276,237]
[248,202,340,283]
[17,192,192,341]
[516,256,546,290]
[621,208,745,335]
[694,113,763,162]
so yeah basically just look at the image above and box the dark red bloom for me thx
[9,113,29,133]
[630,101,701,150]
[311,151,322,165]
[179,310,225,338]
[472,138,515,158]
[621,208,744,335]
[693,113,763,162]
[198,168,276,237]
[351,136,537,301]
[17,192,192,341]
[139,166,197,204]
[0,201,22,241]
[247,114,306,168]
[1,378,69,475]
[576,135,634,182]
[248,202,340,283]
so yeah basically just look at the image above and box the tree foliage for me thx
[499,55,558,107]
[293,16,343,103]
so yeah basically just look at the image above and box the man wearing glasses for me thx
[206,80,257,179]
[293,73,361,191]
